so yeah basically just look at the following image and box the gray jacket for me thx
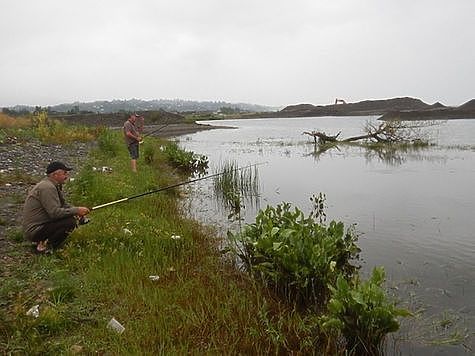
[22,177,79,240]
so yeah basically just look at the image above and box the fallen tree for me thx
[303,120,433,145]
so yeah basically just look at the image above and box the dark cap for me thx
[46,161,73,174]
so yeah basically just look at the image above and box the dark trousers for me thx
[31,216,77,248]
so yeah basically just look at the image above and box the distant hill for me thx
[273,97,475,120]
[6,98,276,114]
[278,97,432,117]
[459,99,475,110]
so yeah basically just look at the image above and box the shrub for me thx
[321,267,411,354]
[228,202,360,308]
[162,141,208,173]
[97,129,121,156]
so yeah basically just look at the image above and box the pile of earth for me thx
[260,97,475,120]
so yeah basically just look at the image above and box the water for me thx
[178,116,475,354]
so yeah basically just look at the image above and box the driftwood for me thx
[303,121,430,144]
[303,131,341,144]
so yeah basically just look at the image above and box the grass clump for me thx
[213,160,260,220]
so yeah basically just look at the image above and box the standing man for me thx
[22,161,90,253]
[123,113,142,172]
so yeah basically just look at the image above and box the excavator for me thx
[334,98,347,105]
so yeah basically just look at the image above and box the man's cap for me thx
[46,161,73,174]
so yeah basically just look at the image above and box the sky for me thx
[1,0,474,108]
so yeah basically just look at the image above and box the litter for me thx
[92,166,113,173]
[26,305,40,318]
[107,317,125,334]
[148,275,160,281]
[171,235,181,240]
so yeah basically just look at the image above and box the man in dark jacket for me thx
[22,161,90,253]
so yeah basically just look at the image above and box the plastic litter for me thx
[26,305,40,318]
[107,317,125,334]
[149,275,160,281]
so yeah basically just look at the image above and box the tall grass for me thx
[0,113,31,128]
[212,160,260,220]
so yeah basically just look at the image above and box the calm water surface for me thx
[178,116,475,354]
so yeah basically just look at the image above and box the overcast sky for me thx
[1,0,474,108]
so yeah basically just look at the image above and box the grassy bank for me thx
[1,128,329,354]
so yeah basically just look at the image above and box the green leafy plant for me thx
[321,267,411,354]
[162,141,208,173]
[228,202,360,308]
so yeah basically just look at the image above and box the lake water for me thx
[178,116,475,354]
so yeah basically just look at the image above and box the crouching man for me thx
[22,161,90,253]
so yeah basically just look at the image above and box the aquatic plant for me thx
[162,141,208,173]
[321,267,411,354]
[212,161,260,221]
[228,202,360,308]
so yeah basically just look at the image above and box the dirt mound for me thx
[51,110,185,127]
[459,99,475,110]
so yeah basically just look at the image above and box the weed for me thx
[228,202,361,308]
[321,267,412,354]
[212,160,260,221]
[162,141,208,173]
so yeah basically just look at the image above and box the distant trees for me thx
[219,106,242,114]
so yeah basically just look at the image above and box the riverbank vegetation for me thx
[1,118,410,354]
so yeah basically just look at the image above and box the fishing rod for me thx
[138,118,173,144]
[142,122,171,138]
[91,162,266,211]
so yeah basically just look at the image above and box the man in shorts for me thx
[123,114,142,172]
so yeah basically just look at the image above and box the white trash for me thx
[107,317,125,334]
[26,305,40,318]
[149,275,160,281]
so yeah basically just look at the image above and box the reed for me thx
[212,160,260,218]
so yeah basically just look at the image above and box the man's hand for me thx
[77,207,90,216]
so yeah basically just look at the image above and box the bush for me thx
[162,141,208,173]
[228,202,360,308]
[321,267,411,354]
[97,129,121,156]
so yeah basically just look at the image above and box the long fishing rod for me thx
[142,122,171,138]
[91,162,265,211]
[138,120,172,144]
